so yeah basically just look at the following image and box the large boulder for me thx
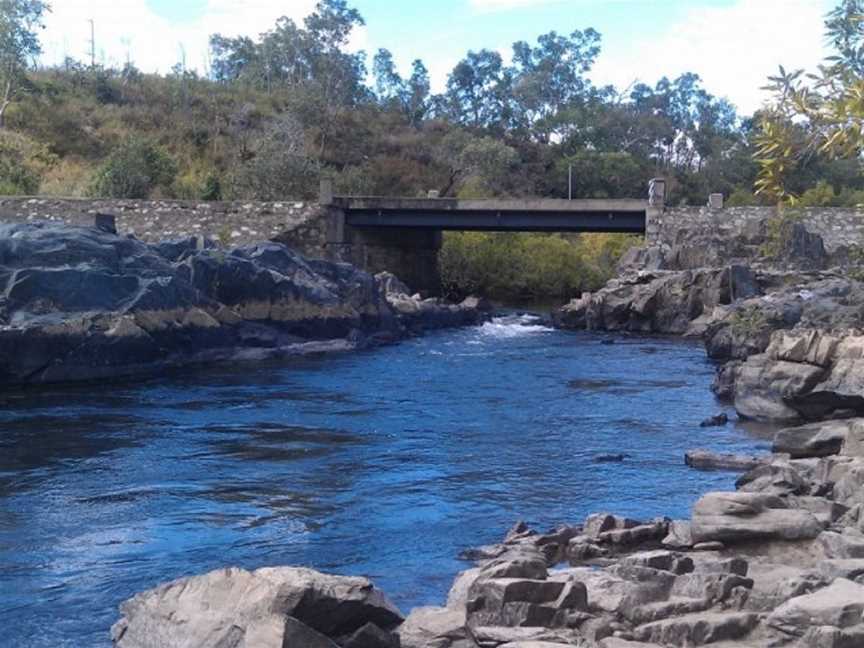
[690,492,822,544]
[768,578,864,638]
[111,566,403,648]
[774,420,854,458]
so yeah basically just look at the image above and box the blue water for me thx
[0,316,771,647]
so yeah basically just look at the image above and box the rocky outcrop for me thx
[0,222,487,385]
[556,214,864,425]
[111,566,403,648]
[552,266,759,335]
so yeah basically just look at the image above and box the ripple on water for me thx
[0,317,774,647]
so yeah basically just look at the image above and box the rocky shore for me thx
[112,413,864,647]
[0,221,488,385]
[106,214,864,647]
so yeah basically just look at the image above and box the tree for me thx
[432,130,519,197]
[755,1,864,203]
[228,113,319,200]
[0,0,49,128]
[443,50,508,129]
[507,28,601,142]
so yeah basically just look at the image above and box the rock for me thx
[669,570,754,604]
[801,624,864,648]
[471,626,583,646]
[732,354,825,422]
[632,612,760,645]
[818,559,864,582]
[593,453,628,463]
[600,639,664,648]
[735,462,810,496]
[662,521,694,550]
[111,566,403,648]
[684,450,765,471]
[341,622,401,648]
[819,531,864,559]
[768,578,864,636]
[397,606,468,648]
[620,550,694,575]
[554,267,751,334]
[690,492,822,544]
[503,521,536,544]
[478,556,548,581]
[375,271,412,297]
[465,577,584,628]
[583,513,641,539]
[774,420,851,458]
[699,413,729,427]
[0,222,485,385]
[496,642,575,648]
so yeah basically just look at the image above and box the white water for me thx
[476,313,554,339]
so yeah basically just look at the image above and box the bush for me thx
[439,231,638,302]
[0,132,56,195]
[89,138,177,198]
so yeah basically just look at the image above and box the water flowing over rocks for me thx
[117,409,864,647]
[0,222,487,385]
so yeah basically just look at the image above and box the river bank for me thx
[6,215,862,646]
[1,314,766,647]
[0,221,490,386]
[108,215,864,647]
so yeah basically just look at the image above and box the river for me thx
[0,315,771,647]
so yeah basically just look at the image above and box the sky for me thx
[40,0,837,115]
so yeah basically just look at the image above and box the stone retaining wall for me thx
[657,205,864,253]
[0,197,327,255]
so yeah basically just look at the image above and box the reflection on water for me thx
[0,315,771,647]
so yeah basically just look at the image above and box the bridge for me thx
[319,180,665,292]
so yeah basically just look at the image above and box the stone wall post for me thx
[645,178,666,246]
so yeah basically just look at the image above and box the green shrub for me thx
[0,132,56,195]
[89,138,177,198]
[728,306,769,337]
[439,231,638,302]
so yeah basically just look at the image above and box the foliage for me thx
[755,1,864,203]
[439,231,638,301]
[227,113,319,200]
[759,210,803,259]
[89,138,177,199]
[728,306,770,337]
[8,0,864,298]
[0,0,48,127]
[0,129,52,193]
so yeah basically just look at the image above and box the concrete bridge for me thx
[320,180,665,292]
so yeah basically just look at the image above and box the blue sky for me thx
[43,0,836,114]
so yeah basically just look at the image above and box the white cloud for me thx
[590,0,831,114]
[40,0,366,75]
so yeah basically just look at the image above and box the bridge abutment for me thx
[323,201,442,293]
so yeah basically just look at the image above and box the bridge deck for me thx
[332,197,648,233]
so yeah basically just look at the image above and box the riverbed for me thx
[0,315,771,647]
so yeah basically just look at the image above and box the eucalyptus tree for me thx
[0,0,49,128]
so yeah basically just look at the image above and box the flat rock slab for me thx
[691,491,822,544]
[774,420,851,458]
[633,611,760,645]
[768,578,864,635]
